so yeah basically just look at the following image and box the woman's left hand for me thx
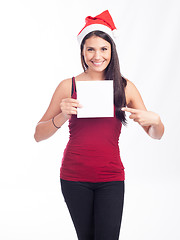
[121,107,160,127]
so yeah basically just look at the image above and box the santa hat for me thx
[77,10,118,45]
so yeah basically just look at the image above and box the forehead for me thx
[84,36,111,47]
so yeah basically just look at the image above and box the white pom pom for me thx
[112,29,120,39]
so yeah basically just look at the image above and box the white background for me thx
[0,0,179,239]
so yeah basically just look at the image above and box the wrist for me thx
[61,111,71,121]
[52,116,61,129]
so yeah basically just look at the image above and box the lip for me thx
[91,60,105,66]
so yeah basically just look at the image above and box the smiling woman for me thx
[80,30,127,124]
[83,36,111,70]
[34,9,164,240]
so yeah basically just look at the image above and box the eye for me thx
[102,47,107,51]
[87,48,94,52]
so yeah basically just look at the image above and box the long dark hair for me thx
[80,30,127,124]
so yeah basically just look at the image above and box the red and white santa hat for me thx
[77,10,118,45]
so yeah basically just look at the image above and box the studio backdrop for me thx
[0,0,179,240]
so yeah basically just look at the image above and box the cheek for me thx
[106,52,111,63]
[84,52,91,62]
[105,50,111,59]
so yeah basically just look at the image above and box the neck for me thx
[85,69,105,80]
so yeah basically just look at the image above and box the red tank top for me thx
[60,77,125,182]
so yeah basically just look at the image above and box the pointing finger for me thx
[129,114,136,119]
[121,107,138,114]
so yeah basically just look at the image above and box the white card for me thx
[76,80,114,118]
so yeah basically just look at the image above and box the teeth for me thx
[93,61,103,66]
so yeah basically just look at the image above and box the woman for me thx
[34,10,164,240]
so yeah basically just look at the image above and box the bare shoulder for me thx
[124,78,147,110]
[38,78,72,122]
[125,78,137,92]
[55,78,72,98]
[124,78,138,106]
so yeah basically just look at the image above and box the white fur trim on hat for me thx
[77,24,115,45]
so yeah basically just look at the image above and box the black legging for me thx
[60,179,124,240]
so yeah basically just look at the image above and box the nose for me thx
[94,50,101,60]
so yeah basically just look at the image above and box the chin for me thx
[90,65,108,73]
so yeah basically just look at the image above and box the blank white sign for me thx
[76,80,114,118]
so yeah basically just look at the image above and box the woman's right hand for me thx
[60,98,82,119]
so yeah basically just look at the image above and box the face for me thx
[83,36,111,73]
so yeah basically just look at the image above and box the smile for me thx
[91,61,105,66]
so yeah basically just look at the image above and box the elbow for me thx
[158,125,164,140]
[150,126,165,140]
[34,132,41,142]
[149,131,164,140]
[155,135,163,140]
[149,134,162,140]
[148,121,165,140]
[34,135,39,142]
[34,125,42,142]
[157,124,165,140]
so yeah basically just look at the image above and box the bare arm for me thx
[34,79,81,142]
[34,112,69,142]
[123,80,164,139]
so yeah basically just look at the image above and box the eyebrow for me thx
[86,46,109,48]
